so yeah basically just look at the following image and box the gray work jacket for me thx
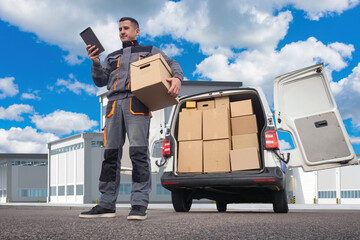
[92,41,184,102]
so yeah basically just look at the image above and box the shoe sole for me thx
[79,213,116,219]
[127,214,147,220]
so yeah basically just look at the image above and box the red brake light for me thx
[162,139,171,157]
[253,179,276,182]
[265,130,279,149]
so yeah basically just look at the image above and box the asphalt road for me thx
[0,206,359,239]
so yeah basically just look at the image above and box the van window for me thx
[277,131,295,151]
[151,140,164,158]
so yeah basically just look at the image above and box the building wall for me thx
[0,154,47,203]
[340,165,360,204]
[85,135,104,203]
[317,168,337,204]
[11,163,47,202]
[288,158,360,205]
[289,168,316,204]
[48,136,87,204]
[0,161,7,203]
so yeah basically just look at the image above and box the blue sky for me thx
[0,0,359,154]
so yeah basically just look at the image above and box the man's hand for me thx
[166,77,181,98]
[86,45,101,64]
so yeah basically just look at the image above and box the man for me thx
[79,17,183,220]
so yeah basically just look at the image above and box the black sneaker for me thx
[79,205,116,219]
[127,205,147,220]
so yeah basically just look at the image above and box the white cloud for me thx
[239,0,360,20]
[194,37,354,100]
[54,74,97,95]
[0,0,166,65]
[145,1,293,53]
[0,127,59,153]
[31,110,98,135]
[331,62,360,129]
[0,104,34,121]
[63,53,86,65]
[0,0,358,64]
[160,43,183,57]
[287,0,360,20]
[21,90,41,100]
[0,77,19,99]
[279,139,292,151]
[350,136,360,144]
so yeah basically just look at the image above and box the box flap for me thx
[131,53,172,75]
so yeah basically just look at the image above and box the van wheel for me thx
[216,201,227,212]
[273,189,289,213]
[171,190,192,212]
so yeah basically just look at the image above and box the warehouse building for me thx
[0,153,48,203]
[286,158,360,205]
[47,133,103,204]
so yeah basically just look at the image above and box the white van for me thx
[157,63,358,213]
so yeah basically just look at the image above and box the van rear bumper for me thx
[161,167,285,192]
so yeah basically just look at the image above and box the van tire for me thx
[273,189,289,213]
[171,190,192,212]
[216,201,227,212]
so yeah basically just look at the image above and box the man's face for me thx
[119,20,139,42]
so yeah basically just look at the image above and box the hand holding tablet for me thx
[80,27,105,63]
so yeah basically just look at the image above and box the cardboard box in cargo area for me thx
[232,133,259,150]
[203,139,231,173]
[186,101,196,109]
[178,141,203,173]
[197,100,215,110]
[178,110,202,141]
[215,96,230,109]
[181,108,196,112]
[230,99,253,117]
[130,53,178,111]
[230,147,260,171]
[203,108,231,140]
[231,114,258,135]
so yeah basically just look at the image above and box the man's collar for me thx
[122,40,139,48]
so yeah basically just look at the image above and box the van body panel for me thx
[274,63,357,171]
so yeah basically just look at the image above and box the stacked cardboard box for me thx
[202,97,231,173]
[177,97,232,173]
[178,101,203,173]
[230,99,260,171]
[177,97,260,173]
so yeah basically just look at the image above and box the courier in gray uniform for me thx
[79,17,183,220]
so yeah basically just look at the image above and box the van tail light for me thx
[265,130,279,149]
[162,139,171,157]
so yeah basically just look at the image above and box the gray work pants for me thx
[98,96,151,211]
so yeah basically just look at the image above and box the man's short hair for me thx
[119,17,139,29]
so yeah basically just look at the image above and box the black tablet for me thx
[80,27,105,54]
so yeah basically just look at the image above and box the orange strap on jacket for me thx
[114,56,121,90]
[103,127,107,147]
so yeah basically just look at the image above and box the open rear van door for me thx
[274,63,357,171]
[149,109,166,173]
